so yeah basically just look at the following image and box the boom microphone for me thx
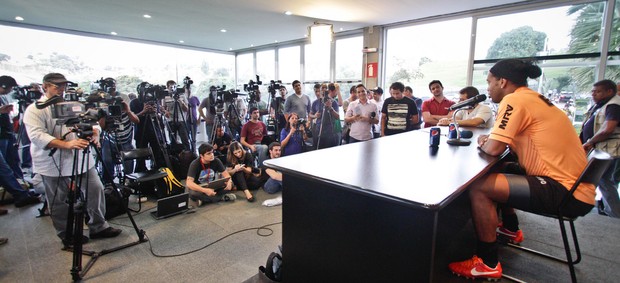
[449,94,487,111]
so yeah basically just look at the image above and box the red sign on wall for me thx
[366,63,378,78]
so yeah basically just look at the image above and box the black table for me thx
[265,127,500,282]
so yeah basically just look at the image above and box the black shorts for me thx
[504,175,593,218]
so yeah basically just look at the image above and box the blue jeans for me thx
[101,135,135,183]
[598,158,620,218]
[0,149,28,202]
[263,178,282,194]
[0,137,24,180]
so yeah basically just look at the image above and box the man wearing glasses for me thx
[24,73,122,245]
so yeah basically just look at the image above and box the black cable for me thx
[146,221,282,258]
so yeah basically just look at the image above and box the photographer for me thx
[310,84,339,149]
[280,113,308,156]
[97,78,139,182]
[186,86,200,152]
[0,75,39,208]
[270,86,287,134]
[130,83,166,172]
[197,88,216,141]
[16,83,43,169]
[0,77,26,183]
[24,73,121,243]
[164,80,190,151]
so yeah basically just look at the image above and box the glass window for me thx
[256,49,275,81]
[385,18,472,101]
[0,25,234,100]
[236,53,254,89]
[278,45,301,87]
[335,36,363,81]
[304,43,331,82]
[476,5,585,60]
[606,0,620,83]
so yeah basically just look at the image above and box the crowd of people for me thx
[1,59,619,281]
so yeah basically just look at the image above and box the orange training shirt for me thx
[489,87,595,205]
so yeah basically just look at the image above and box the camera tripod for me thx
[137,108,172,171]
[61,134,147,282]
[315,96,335,150]
[166,95,193,153]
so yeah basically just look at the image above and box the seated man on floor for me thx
[186,143,236,206]
[448,59,595,280]
[260,142,283,207]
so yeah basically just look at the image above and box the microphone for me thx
[449,94,487,111]
[459,130,473,139]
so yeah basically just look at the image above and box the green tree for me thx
[486,26,547,59]
[567,2,620,91]
[388,57,427,85]
[555,76,572,92]
[115,75,144,94]
[0,53,9,62]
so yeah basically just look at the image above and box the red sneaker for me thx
[497,223,524,244]
[448,255,502,281]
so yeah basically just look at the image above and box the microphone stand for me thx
[446,107,472,146]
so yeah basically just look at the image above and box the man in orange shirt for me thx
[448,59,595,280]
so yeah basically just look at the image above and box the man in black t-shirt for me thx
[381,82,419,136]
[186,143,235,206]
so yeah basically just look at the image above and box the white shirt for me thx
[346,100,378,141]
[455,103,494,128]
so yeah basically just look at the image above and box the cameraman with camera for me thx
[279,113,308,156]
[97,78,139,183]
[310,83,340,149]
[24,73,122,243]
[164,80,190,151]
[0,75,40,209]
[130,82,167,172]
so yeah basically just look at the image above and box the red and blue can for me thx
[429,127,440,147]
[448,123,457,139]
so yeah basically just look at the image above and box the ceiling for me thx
[0,0,526,53]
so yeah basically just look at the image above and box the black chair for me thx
[121,148,168,212]
[502,149,613,283]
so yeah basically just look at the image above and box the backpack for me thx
[259,252,282,282]
[154,167,185,198]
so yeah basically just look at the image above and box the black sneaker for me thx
[59,232,89,246]
[90,227,122,239]
[15,195,40,208]
[598,200,608,216]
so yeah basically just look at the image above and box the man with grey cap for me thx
[0,75,40,209]
[24,73,122,245]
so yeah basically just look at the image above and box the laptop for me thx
[199,177,231,191]
[150,192,189,219]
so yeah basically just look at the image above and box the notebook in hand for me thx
[199,177,231,191]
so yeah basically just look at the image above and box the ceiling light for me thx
[110,31,118,35]
[275,40,278,43]
[179,40,185,43]
[229,48,233,50]
[250,44,254,47]
[308,22,333,44]
[15,16,24,21]
[285,11,292,15]
[143,14,151,18]
[220,29,227,33]
[339,28,344,31]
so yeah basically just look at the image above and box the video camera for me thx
[94,77,116,94]
[268,80,282,97]
[137,82,168,103]
[12,85,43,107]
